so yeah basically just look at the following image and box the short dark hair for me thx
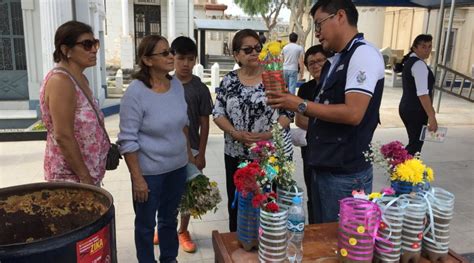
[289,32,298,43]
[310,0,358,27]
[53,21,93,62]
[171,36,197,57]
[232,29,260,52]
[304,44,333,67]
[133,35,170,88]
[259,34,267,45]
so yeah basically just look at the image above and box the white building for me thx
[0,0,106,128]
[104,0,194,69]
[1,0,195,128]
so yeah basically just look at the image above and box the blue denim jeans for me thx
[284,70,298,95]
[310,166,373,223]
[133,166,187,263]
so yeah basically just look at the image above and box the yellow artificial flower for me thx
[392,159,426,184]
[368,192,382,200]
[274,165,280,173]
[268,42,281,56]
[258,50,268,61]
[425,167,434,182]
[268,156,278,164]
[210,181,218,187]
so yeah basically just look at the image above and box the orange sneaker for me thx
[178,231,197,253]
[153,231,159,245]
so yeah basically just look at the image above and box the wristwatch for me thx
[297,99,308,114]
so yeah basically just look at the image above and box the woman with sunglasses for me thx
[39,21,109,186]
[213,29,294,232]
[118,35,193,263]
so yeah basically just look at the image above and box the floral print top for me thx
[39,68,110,184]
[212,70,294,158]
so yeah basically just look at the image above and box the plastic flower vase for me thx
[374,196,406,263]
[237,192,260,251]
[422,187,455,262]
[276,185,303,211]
[338,198,382,263]
[258,209,288,262]
[262,71,286,96]
[391,180,429,195]
[400,194,427,263]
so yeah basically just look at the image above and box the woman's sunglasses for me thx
[239,45,262,55]
[75,39,100,51]
[149,48,175,57]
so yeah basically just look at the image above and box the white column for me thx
[74,0,106,103]
[188,0,194,39]
[120,0,134,70]
[168,0,176,40]
[121,0,129,36]
[39,0,73,75]
[21,0,41,105]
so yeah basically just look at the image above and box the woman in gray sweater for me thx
[118,35,193,263]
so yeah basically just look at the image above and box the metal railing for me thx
[435,64,474,112]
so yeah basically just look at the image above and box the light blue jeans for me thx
[284,70,298,95]
[310,166,373,223]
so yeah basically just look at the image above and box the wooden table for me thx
[212,223,468,263]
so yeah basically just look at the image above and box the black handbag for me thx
[105,143,122,170]
[54,67,122,170]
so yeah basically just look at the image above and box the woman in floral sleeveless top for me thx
[39,21,109,185]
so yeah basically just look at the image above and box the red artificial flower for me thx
[265,202,279,212]
[252,193,267,208]
[269,192,278,200]
[233,161,263,197]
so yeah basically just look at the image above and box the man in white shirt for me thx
[282,32,305,95]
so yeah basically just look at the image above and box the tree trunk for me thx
[286,0,313,50]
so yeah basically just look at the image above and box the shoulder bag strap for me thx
[53,66,112,144]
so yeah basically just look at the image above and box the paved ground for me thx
[1,86,473,262]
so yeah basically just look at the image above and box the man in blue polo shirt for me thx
[267,0,384,223]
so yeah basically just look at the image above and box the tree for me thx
[234,0,285,33]
[285,0,313,49]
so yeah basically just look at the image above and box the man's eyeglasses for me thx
[307,60,326,68]
[149,48,175,57]
[239,45,262,55]
[314,14,336,33]
[75,39,100,51]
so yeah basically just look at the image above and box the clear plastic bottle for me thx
[287,196,305,263]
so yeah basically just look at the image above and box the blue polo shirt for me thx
[306,33,385,173]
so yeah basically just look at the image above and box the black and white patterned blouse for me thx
[213,70,294,159]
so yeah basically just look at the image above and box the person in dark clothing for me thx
[396,34,438,155]
[295,44,332,224]
[267,0,385,223]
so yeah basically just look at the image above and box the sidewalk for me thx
[1,87,473,262]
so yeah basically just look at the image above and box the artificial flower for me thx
[365,141,434,187]
[381,187,395,195]
[252,193,267,208]
[368,192,382,200]
[265,202,279,213]
[425,167,435,181]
